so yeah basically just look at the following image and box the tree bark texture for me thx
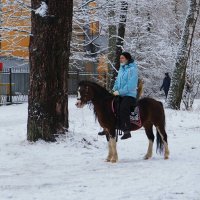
[27,0,73,141]
[168,0,200,109]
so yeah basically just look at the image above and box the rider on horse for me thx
[98,52,138,140]
[113,52,138,139]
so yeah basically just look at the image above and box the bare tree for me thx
[114,1,128,71]
[2,0,199,100]
[183,41,200,110]
[107,0,117,89]
[27,0,73,141]
[168,0,200,109]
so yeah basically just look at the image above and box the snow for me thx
[0,98,200,200]
[35,2,48,17]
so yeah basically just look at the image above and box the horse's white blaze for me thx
[77,87,81,99]
[156,127,170,159]
[144,140,153,159]
[76,87,85,108]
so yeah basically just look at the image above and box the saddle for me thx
[112,96,142,131]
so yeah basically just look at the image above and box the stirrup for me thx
[98,130,107,136]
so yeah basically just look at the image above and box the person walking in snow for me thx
[160,72,171,99]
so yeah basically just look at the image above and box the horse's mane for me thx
[79,81,113,120]
[79,80,113,99]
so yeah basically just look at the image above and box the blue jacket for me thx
[113,62,138,98]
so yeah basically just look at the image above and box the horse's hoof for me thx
[106,156,112,162]
[110,157,118,163]
[164,152,169,160]
[144,154,152,160]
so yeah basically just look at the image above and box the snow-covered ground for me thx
[0,98,200,200]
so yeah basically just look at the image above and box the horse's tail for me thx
[156,129,164,154]
[156,101,165,154]
[159,101,166,128]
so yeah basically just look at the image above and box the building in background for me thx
[0,0,108,74]
[70,0,108,73]
[0,0,30,59]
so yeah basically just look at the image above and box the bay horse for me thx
[76,81,169,163]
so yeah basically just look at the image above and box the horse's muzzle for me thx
[75,100,84,108]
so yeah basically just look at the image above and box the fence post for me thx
[9,68,12,104]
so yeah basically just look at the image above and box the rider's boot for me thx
[121,130,131,140]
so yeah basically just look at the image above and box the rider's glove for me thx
[113,91,119,96]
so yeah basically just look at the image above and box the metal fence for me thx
[0,68,29,104]
[0,68,111,105]
[68,70,111,94]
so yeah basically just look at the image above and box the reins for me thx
[111,96,123,141]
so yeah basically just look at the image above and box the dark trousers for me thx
[120,96,136,131]
[164,89,169,98]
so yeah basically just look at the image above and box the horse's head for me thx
[75,81,94,108]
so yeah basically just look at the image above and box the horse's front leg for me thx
[110,137,118,163]
[105,133,118,163]
[106,135,113,162]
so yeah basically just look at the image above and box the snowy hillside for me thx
[0,98,200,200]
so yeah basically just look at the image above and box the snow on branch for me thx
[35,1,48,17]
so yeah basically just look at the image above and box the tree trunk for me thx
[108,1,128,89]
[107,0,117,90]
[173,0,182,40]
[167,0,200,109]
[27,0,73,141]
[0,0,2,50]
[114,1,128,71]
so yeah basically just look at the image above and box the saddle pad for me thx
[130,106,142,127]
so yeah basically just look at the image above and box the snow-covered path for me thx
[0,98,200,200]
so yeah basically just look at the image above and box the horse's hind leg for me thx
[144,123,154,160]
[156,126,170,159]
